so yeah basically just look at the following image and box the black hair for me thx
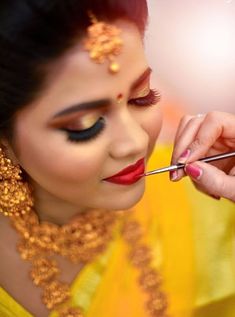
[0,0,148,144]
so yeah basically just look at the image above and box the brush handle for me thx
[144,151,235,176]
[199,151,235,164]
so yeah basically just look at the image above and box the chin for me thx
[100,180,146,211]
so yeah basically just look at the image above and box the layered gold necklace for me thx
[9,208,169,317]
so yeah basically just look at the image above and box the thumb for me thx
[184,161,235,202]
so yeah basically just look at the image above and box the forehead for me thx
[42,20,148,99]
[15,20,149,126]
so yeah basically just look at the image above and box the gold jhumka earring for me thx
[0,147,33,217]
[0,12,169,317]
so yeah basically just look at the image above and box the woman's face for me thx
[11,21,162,217]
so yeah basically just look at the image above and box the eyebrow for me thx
[52,66,152,119]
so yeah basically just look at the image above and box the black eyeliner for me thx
[62,117,106,143]
[62,88,161,144]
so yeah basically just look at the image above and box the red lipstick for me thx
[103,158,145,185]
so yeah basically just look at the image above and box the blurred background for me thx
[145,0,235,142]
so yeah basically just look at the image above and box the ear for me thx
[0,138,20,166]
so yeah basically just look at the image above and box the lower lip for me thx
[103,160,145,185]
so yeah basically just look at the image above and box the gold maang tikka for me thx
[84,12,123,74]
[0,147,33,217]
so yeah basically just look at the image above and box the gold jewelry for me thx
[0,147,33,217]
[10,209,169,317]
[10,208,120,316]
[122,217,168,317]
[0,141,169,316]
[84,12,123,74]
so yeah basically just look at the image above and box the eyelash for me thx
[64,89,161,143]
[128,88,161,107]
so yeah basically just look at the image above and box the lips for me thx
[103,158,145,185]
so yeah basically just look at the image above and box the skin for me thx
[2,20,162,225]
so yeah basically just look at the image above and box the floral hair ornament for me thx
[84,11,123,74]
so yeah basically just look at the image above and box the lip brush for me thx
[140,151,235,177]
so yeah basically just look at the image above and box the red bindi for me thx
[117,93,124,103]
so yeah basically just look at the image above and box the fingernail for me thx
[170,170,178,181]
[210,194,221,201]
[178,149,191,163]
[185,164,203,180]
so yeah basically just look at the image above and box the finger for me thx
[173,115,194,147]
[229,166,235,176]
[190,180,221,200]
[184,161,235,202]
[170,115,205,181]
[178,111,235,164]
[170,115,193,181]
[172,115,204,163]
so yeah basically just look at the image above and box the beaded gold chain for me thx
[10,208,119,316]
[122,217,169,317]
[10,208,169,317]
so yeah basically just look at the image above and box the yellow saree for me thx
[0,145,235,317]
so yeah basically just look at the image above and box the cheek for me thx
[14,125,106,189]
[142,107,163,153]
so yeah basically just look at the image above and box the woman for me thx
[0,1,234,317]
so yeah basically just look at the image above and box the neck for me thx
[31,182,91,226]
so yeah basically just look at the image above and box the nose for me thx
[108,108,149,160]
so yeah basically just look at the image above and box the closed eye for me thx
[128,89,161,107]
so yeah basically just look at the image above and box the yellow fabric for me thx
[0,288,32,317]
[0,145,235,317]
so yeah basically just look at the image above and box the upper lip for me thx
[104,158,145,179]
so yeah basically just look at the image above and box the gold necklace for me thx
[10,208,169,317]
[121,215,168,317]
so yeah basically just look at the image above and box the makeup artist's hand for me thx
[170,111,235,202]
